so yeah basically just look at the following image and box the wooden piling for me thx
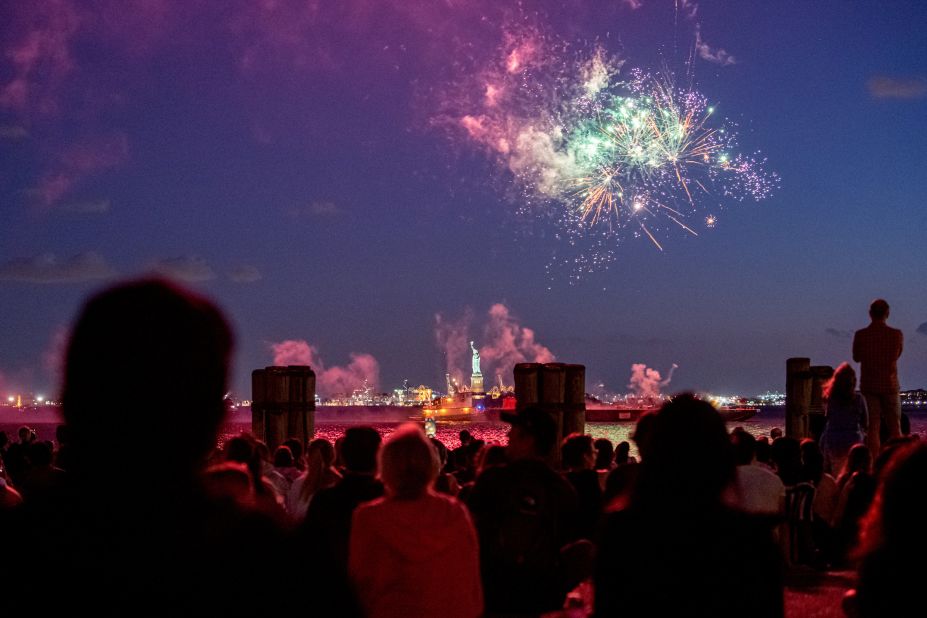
[562,364,586,438]
[786,358,812,439]
[251,365,316,451]
[514,363,541,411]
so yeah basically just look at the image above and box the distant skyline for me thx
[1,1,926,398]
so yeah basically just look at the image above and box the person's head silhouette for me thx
[634,393,735,510]
[62,278,233,480]
[869,299,890,322]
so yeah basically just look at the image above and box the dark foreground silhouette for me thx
[0,279,358,617]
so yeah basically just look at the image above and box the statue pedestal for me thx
[471,373,485,398]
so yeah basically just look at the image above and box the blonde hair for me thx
[823,362,856,405]
[379,424,439,499]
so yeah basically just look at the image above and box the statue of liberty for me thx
[470,341,482,375]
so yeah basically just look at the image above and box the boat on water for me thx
[584,396,758,423]
[419,391,513,422]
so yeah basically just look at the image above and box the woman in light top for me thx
[820,363,868,475]
[349,424,482,618]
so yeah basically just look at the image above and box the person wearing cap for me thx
[465,406,580,616]
[852,299,903,456]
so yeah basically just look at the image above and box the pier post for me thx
[541,363,566,466]
[251,365,315,451]
[785,358,812,439]
[809,365,834,442]
[513,362,585,467]
[562,364,586,439]
[514,363,541,412]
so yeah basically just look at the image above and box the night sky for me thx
[1,0,926,399]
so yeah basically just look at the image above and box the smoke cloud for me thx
[270,339,380,398]
[627,363,678,401]
[43,326,69,386]
[695,25,736,66]
[435,303,555,385]
[0,252,116,283]
[434,309,473,384]
[868,76,927,100]
[481,304,555,381]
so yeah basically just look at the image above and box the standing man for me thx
[853,299,903,456]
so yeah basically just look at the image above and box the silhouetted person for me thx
[770,436,803,487]
[593,438,615,472]
[820,362,868,475]
[845,442,927,617]
[15,440,66,503]
[451,429,473,471]
[832,444,877,567]
[282,437,305,471]
[299,426,384,570]
[466,406,579,616]
[224,432,287,523]
[3,425,35,487]
[560,433,602,539]
[349,425,482,618]
[430,437,461,496]
[0,278,357,616]
[287,438,340,521]
[614,440,636,465]
[0,438,22,509]
[800,439,838,566]
[729,429,785,516]
[853,299,903,456]
[454,438,485,485]
[595,394,783,618]
[755,436,773,468]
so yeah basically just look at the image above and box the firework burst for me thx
[445,27,777,271]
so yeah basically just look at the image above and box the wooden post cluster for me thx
[514,362,586,465]
[251,365,316,452]
[785,358,834,441]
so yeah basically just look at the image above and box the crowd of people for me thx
[0,280,923,617]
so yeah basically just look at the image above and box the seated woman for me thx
[349,424,482,618]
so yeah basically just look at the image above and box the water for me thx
[5,408,926,459]
[222,407,927,458]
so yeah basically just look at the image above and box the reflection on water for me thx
[220,409,801,458]
[220,409,927,459]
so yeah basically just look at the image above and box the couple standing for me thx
[822,299,903,473]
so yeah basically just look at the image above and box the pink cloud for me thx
[481,303,555,383]
[435,309,474,383]
[0,0,81,115]
[868,75,927,100]
[270,339,380,397]
[272,339,321,366]
[627,363,678,401]
[435,303,555,385]
[33,132,129,207]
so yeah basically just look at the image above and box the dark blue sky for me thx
[1,0,925,398]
